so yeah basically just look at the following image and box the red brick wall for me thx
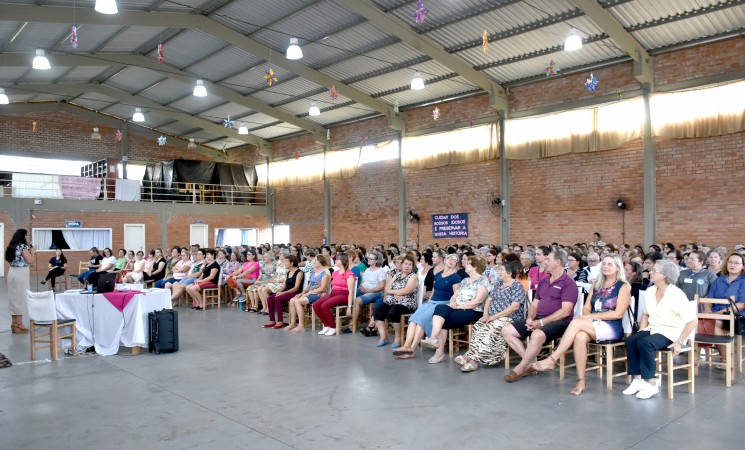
[655,37,745,86]
[166,214,270,249]
[273,183,324,246]
[656,131,745,248]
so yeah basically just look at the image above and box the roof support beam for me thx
[0,4,402,130]
[0,52,327,143]
[3,83,271,151]
[570,0,653,85]
[335,0,507,112]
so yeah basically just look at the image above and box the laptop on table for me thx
[80,272,117,294]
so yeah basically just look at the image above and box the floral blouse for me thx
[384,272,418,310]
[10,244,30,268]
[455,275,490,312]
[488,279,526,321]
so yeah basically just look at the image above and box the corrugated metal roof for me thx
[211,0,317,35]
[104,66,166,93]
[3,22,71,52]
[23,66,73,82]
[0,21,24,44]
[147,29,228,70]
[169,95,226,115]
[377,76,480,106]
[139,78,193,105]
[158,122,200,136]
[251,124,304,139]
[58,66,111,82]
[0,67,27,81]
[320,41,426,82]
[197,102,254,122]
[71,91,118,112]
[99,26,166,53]
[629,6,745,49]
[350,59,461,95]
[186,46,265,82]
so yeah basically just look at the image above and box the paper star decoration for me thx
[482,31,489,52]
[157,43,164,64]
[157,135,167,146]
[264,68,278,86]
[361,134,369,146]
[584,73,599,93]
[544,60,560,77]
[223,115,234,129]
[115,130,123,142]
[294,152,301,160]
[393,99,399,114]
[71,25,78,49]
[432,107,440,121]
[329,85,338,101]
[412,1,429,24]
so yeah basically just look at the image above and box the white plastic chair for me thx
[27,290,77,361]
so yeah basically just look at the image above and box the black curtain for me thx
[162,160,176,201]
[174,160,215,184]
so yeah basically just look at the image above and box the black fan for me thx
[487,190,502,217]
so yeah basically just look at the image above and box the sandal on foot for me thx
[531,355,558,373]
[461,360,479,372]
[428,354,445,364]
[454,355,468,366]
[392,348,413,356]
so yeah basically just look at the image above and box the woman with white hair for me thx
[532,254,631,396]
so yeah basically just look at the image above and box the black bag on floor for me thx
[149,309,179,354]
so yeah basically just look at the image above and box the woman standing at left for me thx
[5,229,34,333]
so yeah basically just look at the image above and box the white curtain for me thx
[60,229,111,250]
[215,229,226,247]
[240,229,255,245]
[11,173,63,198]
[402,124,497,169]
[34,229,53,250]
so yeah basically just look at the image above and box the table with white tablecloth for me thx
[55,289,171,356]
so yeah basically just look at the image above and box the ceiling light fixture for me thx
[32,49,51,70]
[564,28,583,52]
[94,0,118,15]
[309,101,320,116]
[132,107,144,122]
[187,138,197,150]
[0,88,8,105]
[91,127,102,140]
[193,79,207,97]
[238,123,248,135]
[410,71,425,90]
[286,38,303,60]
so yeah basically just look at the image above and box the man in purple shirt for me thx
[502,250,578,382]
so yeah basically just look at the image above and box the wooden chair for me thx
[694,296,735,387]
[27,290,77,361]
[333,279,358,335]
[557,287,589,379]
[69,261,88,289]
[448,324,472,357]
[655,345,695,398]
[203,267,225,310]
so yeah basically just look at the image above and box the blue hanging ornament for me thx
[584,73,599,93]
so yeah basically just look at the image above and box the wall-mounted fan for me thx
[487,189,502,217]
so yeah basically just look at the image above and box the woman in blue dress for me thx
[393,254,461,359]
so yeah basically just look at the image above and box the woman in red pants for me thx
[264,255,304,329]
[313,253,355,336]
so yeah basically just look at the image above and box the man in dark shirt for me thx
[502,250,578,382]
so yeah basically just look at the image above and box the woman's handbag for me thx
[727,297,745,336]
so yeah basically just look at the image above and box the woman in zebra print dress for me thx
[457,260,526,372]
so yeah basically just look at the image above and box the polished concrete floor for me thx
[0,279,743,450]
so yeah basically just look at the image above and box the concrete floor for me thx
[0,278,743,450]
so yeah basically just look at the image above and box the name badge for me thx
[684,278,693,284]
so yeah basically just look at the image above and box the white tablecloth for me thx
[56,289,172,356]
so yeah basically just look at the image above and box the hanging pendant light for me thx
[94,0,118,15]
[132,107,145,122]
[32,49,51,70]
[187,138,197,150]
[410,71,424,90]
[238,122,248,135]
[0,88,9,105]
[564,28,583,52]
[193,79,207,97]
[286,38,303,60]
[308,101,320,116]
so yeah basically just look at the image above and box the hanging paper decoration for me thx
[326,128,331,140]
[469,116,474,128]
[223,115,234,129]
[432,107,440,121]
[328,85,338,101]
[157,43,164,64]
[70,25,78,49]
[393,99,399,114]
[544,60,560,77]
[360,134,369,146]
[294,151,301,160]
[157,135,167,146]
[115,129,123,142]
[412,1,429,24]
[255,148,262,158]
[32,121,38,132]
[584,73,599,93]
[482,31,489,52]
[264,68,278,86]
[617,86,623,101]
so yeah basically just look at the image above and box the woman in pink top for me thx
[226,249,261,305]
[312,253,355,336]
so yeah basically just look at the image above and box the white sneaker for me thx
[622,379,645,396]
[318,327,330,335]
[324,328,337,336]
[635,381,659,399]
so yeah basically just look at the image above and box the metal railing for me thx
[0,171,267,206]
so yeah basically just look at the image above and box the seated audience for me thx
[185,249,220,310]
[89,247,117,287]
[312,253,355,336]
[289,255,332,333]
[351,250,388,333]
[264,255,304,329]
[40,248,67,289]
[707,250,724,275]
[169,249,205,302]
[675,250,717,301]
[456,260,526,372]
[421,255,490,364]
[114,249,129,271]
[143,248,167,284]
[567,252,588,283]
[159,248,192,289]
[246,252,277,313]
[78,247,102,286]
[373,254,419,348]
[528,246,550,291]
[532,254,631,395]
[623,260,697,399]
[254,254,287,315]
[227,249,261,307]
[706,252,745,359]
[501,250,578,382]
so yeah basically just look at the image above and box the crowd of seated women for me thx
[45,237,744,398]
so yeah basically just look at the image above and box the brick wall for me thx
[166,213,270,249]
